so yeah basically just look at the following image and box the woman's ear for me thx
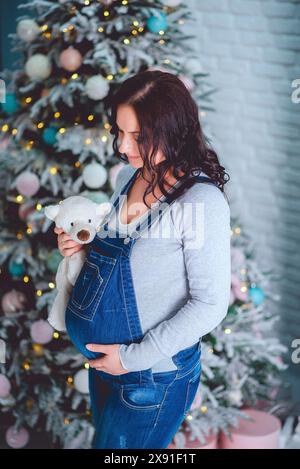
[96,202,112,217]
[44,204,60,221]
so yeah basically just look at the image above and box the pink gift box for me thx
[219,408,281,449]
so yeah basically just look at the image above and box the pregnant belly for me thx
[65,303,136,359]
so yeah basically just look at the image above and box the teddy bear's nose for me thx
[77,229,90,242]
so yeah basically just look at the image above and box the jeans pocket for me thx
[67,251,116,320]
[183,365,201,416]
[120,383,165,411]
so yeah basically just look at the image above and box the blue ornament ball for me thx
[146,12,168,33]
[9,259,25,278]
[42,127,58,145]
[249,286,265,306]
[1,93,20,115]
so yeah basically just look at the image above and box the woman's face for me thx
[116,104,165,169]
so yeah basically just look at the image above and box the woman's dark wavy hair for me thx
[109,70,230,208]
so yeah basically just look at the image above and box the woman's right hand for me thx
[54,227,83,257]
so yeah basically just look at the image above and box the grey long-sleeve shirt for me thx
[105,164,231,373]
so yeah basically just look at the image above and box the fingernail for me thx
[86,344,93,350]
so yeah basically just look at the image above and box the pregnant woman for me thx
[54,70,231,449]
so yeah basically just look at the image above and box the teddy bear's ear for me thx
[96,202,112,217]
[44,204,60,221]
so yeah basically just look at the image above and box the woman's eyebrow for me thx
[116,123,139,133]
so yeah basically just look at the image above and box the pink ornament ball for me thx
[100,0,117,5]
[1,289,27,316]
[234,286,248,302]
[231,273,248,302]
[18,201,36,221]
[229,289,235,305]
[178,74,194,92]
[231,273,241,288]
[6,426,29,449]
[0,137,9,150]
[231,247,246,267]
[41,88,50,97]
[30,320,53,344]
[59,47,83,72]
[0,374,11,398]
[147,65,170,73]
[16,171,40,197]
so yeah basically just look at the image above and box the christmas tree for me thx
[0,0,287,449]
[172,215,288,448]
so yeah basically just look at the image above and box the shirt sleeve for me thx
[118,184,232,372]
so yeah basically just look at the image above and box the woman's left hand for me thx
[86,343,129,375]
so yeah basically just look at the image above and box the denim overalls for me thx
[65,168,219,449]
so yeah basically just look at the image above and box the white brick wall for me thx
[188,0,300,407]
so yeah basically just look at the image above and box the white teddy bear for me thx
[44,196,112,332]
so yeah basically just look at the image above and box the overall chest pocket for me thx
[68,251,116,321]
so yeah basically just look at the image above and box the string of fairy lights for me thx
[0,0,183,223]
[0,0,184,142]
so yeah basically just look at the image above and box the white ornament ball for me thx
[82,162,107,189]
[74,369,89,394]
[15,171,40,197]
[6,426,29,449]
[30,320,53,345]
[85,75,109,100]
[17,19,40,42]
[161,0,181,7]
[25,54,52,80]
[0,374,11,399]
[183,57,203,74]
[59,47,83,72]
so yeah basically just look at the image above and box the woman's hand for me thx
[54,226,83,257]
[86,343,129,375]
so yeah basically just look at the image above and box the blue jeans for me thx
[89,359,201,449]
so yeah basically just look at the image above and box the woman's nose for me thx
[118,136,133,154]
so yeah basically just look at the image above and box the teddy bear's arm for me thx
[67,249,87,286]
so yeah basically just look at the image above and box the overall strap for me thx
[100,168,140,229]
[130,172,218,240]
